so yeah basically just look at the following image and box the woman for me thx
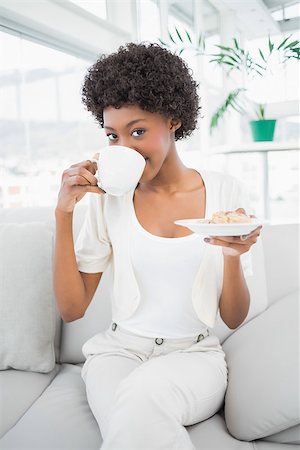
[53,42,262,450]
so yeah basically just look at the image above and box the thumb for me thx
[86,185,106,195]
[92,152,100,160]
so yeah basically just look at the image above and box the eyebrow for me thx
[104,118,147,130]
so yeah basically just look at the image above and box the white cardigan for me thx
[75,169,253,328]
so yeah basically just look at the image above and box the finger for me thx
[207,237,258,249]
[208,235,247,244]
[69,160,97,175]
[65,174,95,187]
[240,225,263,241]
[85,185,106,195]
[205,238,243,249]
[209,224,262,243]
[65,167,98,185]
[240,234,249,241]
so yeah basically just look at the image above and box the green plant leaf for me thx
[223,54,240,64]
[158,38,169,47]
[215,44,233,52]
[277,33,293,50]
[198,33,202,47]
[185,29,192,44]
[168,31,176,44]
[175,26,183,43]
[221,61,235,67]
[233,38,239,49]
[257,103,265,120]
[209,88,246,133]
[283,39,300,50]
[268,36,274,54]
[259,48,266,62]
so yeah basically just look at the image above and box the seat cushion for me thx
[1,363,294,450]
[222,291,299,442]
[0,364,101,450]
[0,222,60,372]
[187,412,254,449]
[261,424,300,445]
[0,365,60,438]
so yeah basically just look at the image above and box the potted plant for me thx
[159,31,300,141]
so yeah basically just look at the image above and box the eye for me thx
[132,129,145,137]
[106,133,118,141]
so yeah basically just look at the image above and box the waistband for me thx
[109,322,210,345]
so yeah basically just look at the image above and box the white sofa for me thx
[0,202,299,450]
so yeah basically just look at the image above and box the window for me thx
[271,2,300,21]
[69,0,107,20]
[0,30,107,208]
[207,149,299,222]
[269,150,299,221]
[245,31,300,105]
[137,0,160,44]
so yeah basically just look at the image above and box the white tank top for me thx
[117,200,209,338]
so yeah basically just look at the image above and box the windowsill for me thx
[209,140,300,155]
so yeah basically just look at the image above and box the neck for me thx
[139,148,191,194]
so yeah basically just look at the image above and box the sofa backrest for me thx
[1,203,298,366]
[261,222,299,304]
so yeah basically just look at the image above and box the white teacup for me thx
[92,145,146,196]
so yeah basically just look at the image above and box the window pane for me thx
[138,0,161,43]
[207,150,299,222]
[69,0,107,20]
[208,153,265,219]
[246,31,300,104]
[269,150,299,222]
[203,34,222,88]
[0,30,107,208]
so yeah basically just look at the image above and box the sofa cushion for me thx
[0,364,101,450]
[0,365,60,438]
[262,223,299,306]
[261,424,300,445]
[222,290,299,441]
[0,223,59,373]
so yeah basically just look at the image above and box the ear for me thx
[169,118,182,132]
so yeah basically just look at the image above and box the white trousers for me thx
[81,322,228,450]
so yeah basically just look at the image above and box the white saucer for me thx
[174,218,262,237]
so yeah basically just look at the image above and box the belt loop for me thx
[112,322,117,331]
[197,329,209,342]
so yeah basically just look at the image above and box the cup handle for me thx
[90,158,102,188]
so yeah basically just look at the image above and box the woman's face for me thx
[103,105,181,182]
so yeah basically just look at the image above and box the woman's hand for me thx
[56,154,105,214]
[204,208,262,257]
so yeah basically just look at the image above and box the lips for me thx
[136,152,148,161]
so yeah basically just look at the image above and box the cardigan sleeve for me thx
[74,193,112,273]
[232,178,254,278]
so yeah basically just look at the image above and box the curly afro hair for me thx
[81,42,201,141]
